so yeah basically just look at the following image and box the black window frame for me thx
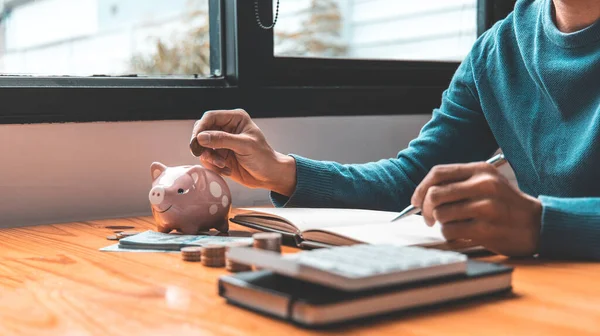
[0,0,515,124]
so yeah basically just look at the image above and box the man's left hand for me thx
[411,161,542,257]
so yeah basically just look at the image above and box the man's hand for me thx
[411,161,542,257]
[191,109,297,196]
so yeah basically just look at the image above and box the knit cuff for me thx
[269,154,333,208]
[538,195,600,260]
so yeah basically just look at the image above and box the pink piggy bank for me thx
[149,162,231,234]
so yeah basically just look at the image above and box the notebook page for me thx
[236,208,400,232]
[303,216,446,247]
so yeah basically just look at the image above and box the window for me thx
[0,0,213,77]
[0,0,515,124]
[275,0,477,62]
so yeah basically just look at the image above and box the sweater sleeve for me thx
[271,54,499,211]
[537,196,600,260]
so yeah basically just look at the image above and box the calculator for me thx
[226,244,468,291]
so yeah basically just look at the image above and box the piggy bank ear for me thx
[151,162,167,181]
[187,166,207,190]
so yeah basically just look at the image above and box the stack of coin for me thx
[201,244,226,267]
[252,232,282,253]
[225,242,253,273]
[181,247,202,262]
[252,232,282,271]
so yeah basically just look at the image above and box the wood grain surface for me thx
[1,213,599,336]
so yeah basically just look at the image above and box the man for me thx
[191,0,600,259]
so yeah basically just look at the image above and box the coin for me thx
[226,259,252,272]
[252,232,282,253]
[252,232,282,240]
[201,257,225,267]
[198,244,226,267]
[225,241,252,272]
[201,244,226,258]
[190,137,204,157]
[253,241,281,251]
[117,231,141,238]
[106,235,119,241]
[180,246,202,262]
[252,233,282,270]
[181,247,203,254]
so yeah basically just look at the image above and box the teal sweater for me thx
[271,0,600,260]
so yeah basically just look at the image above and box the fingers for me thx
[201,149,225,168]
[440,220,479,241]
[157,226,172,233]
[197,131,252,154]
[201,160,232,176]
[433,199,497,224]
[432,199,503,245]
[420,180,475,225]
[200,151,232,176]
[420,174,503,225]
[192,109,250,139]
[191,109,250,156]
[412,162,495,208]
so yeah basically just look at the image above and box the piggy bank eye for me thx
[177,188,188,194]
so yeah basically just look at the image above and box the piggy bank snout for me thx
[149,186,165,205]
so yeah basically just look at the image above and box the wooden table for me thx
[1,215,599,336]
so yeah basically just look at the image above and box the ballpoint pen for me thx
[390,153,507,222]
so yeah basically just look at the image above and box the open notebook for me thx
[230,208,480,251]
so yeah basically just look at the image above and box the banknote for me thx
[99,243,180,253]
[114,230,253,251]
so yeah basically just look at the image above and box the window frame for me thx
[0,0,514,124]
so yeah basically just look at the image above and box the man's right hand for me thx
[191,109,297,197]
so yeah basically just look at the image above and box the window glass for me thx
[0,0,211,76]
[274,0,477,61]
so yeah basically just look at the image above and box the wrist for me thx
[269,152,297,197]
[526,194,543,255]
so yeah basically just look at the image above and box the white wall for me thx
[0,115,433,228]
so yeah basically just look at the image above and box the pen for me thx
[390,153,507,222]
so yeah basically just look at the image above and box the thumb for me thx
[197,131,250,152]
